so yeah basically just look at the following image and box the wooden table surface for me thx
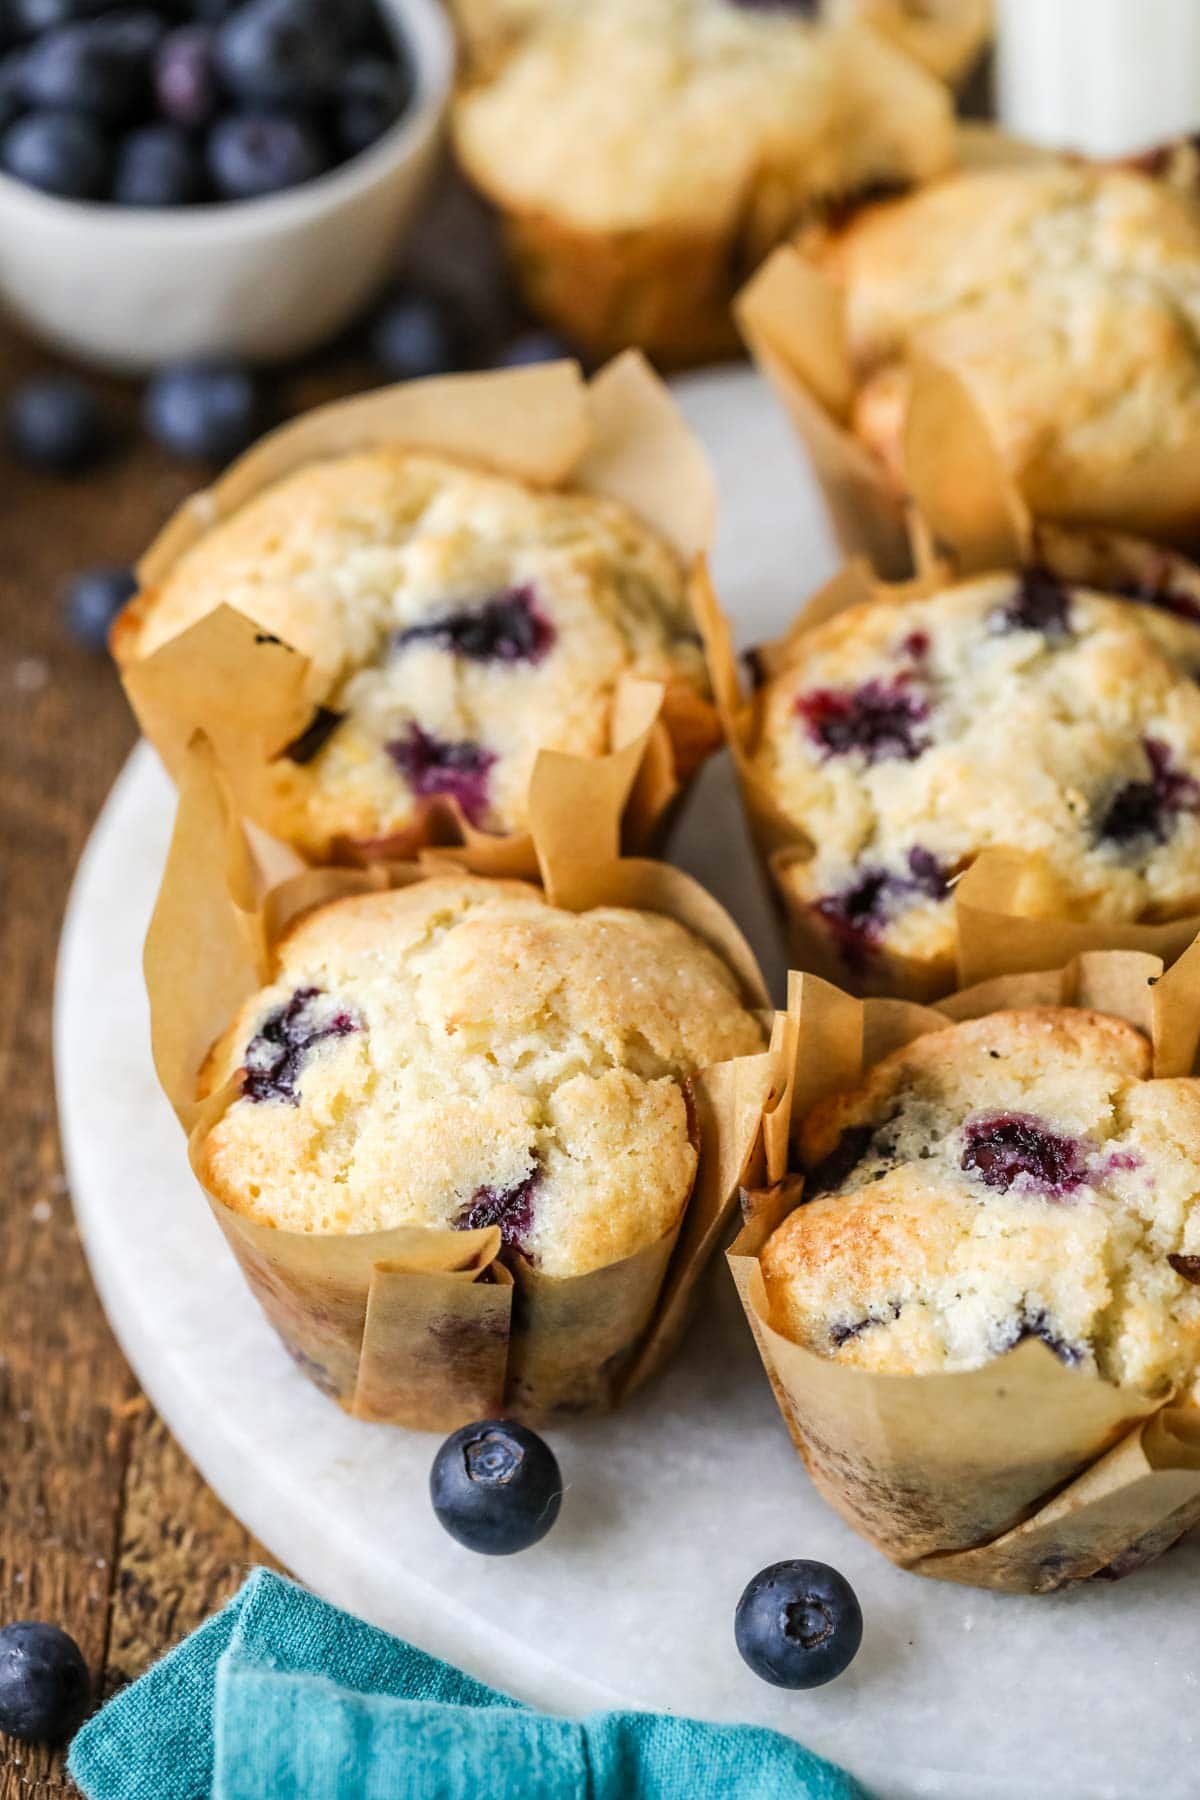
[0,324,296,1797]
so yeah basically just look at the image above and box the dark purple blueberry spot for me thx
[814,846,950,970]
[1098,737,1200,849]
[281,704,344,765]
[394,586,554,666]
[1111,573,1200,626]
[805,1125,875,1198]
[242,986,357,1105]
[961,1112,1087,1197]
[900,630,930,661]
[386,724,496,827]
[997,1305,1086,1368]
[991,568,1073,642]
[829,1301,901,1349]
[456,1169,539,1255]
[796,677,930,765]
[1168,1253,1200,1285]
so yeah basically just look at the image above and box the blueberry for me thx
[143,359,264,461]
[797,677,931,764]
[113,122,204,204]
[368,290,461,380]
[385,723,495,826]
[992,568,1073,642]
[154,25,216,129]
[456,1170,540,1253]
[206,110,326,200]
[335,54,410,160]
[961,1112,1086,1198]
[20,17,156,124]
[214,0,341,108]
[0,1622,89,1743]
[494,329,572,368]
[1,107,110,197]
[430,1420,562,1556]
[734,1561,862,1690]
[1098,737,1200,849]
[5,375,110,470]
[394,587,555,665]
[64,565,137,651]
[242,985,357,1104]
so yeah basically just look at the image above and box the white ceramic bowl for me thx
[0,0,454,374]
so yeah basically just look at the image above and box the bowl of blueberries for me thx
[0,0,453,371]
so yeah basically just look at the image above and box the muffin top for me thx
[453,0,954,246]
[761,1008,1200,1395]
[198,875,766,1277]
[123,448,707,857]
[748,570,1200,976]
[826,0,990,83]
[812,164,1200,536]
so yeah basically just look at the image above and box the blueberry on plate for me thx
[1,107,110,197]
[734,1560,863,1689]
[206,110,326,200]
[154,25,217,130]
[368,290,461,381]
[5,374,110,471]
[63,565,136,651]
[214,0,342,108]
[113,122,205,205]
[430,1419,562,1555]
[0,1622,89,1744]
[143,358,264,461]
[335,53,411,160]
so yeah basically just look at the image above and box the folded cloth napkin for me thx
[68,1568,868,1800]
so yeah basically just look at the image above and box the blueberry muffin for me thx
[827,0,990,84]
[198,874,767,1276]
[762,1008,1200,1394]
[116,448,711,860]
[452,0,955,364]
[449,0,560,69]
[810,163,1200,544]
[747,570,1200,984]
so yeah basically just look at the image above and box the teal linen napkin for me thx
[68,1567,868,1800]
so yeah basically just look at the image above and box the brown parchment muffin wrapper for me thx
[114,352,724,875]
[695,496,1200,1001]
[729,948,1200,1593]
[145,733,780,1432]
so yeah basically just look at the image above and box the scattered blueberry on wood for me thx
[430,1420,563,1556]
[735,1560,863,1689]
[0,1621,90,1744]
[63,565,136,650]
[5,373,111,470]
[367,289,464,382]
[0,0,416,207]
[142,357,264,461]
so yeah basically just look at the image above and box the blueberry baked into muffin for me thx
[198,873,767,1276]
[452,0,954,364]
[115,448,712,860]
[809,163,1200,545]
[747,569,1200,987]
[762,1008,1200,1395]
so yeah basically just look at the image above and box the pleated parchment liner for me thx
[730,948,1200,1594]
[114,351,722,875]
[146,734,781,1432]
[735,130,1200,578]
[695,429,1200,1003]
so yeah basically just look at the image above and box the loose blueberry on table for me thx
[5,374,111,472]
[142,358,265,461]
[0,1620,90,1744]
[734,1560,862,1690]
[0,0,416,205]
[430,1420,563,1556]
[63,565,137,651]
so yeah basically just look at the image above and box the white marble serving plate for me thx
[55,368,1200,1799]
